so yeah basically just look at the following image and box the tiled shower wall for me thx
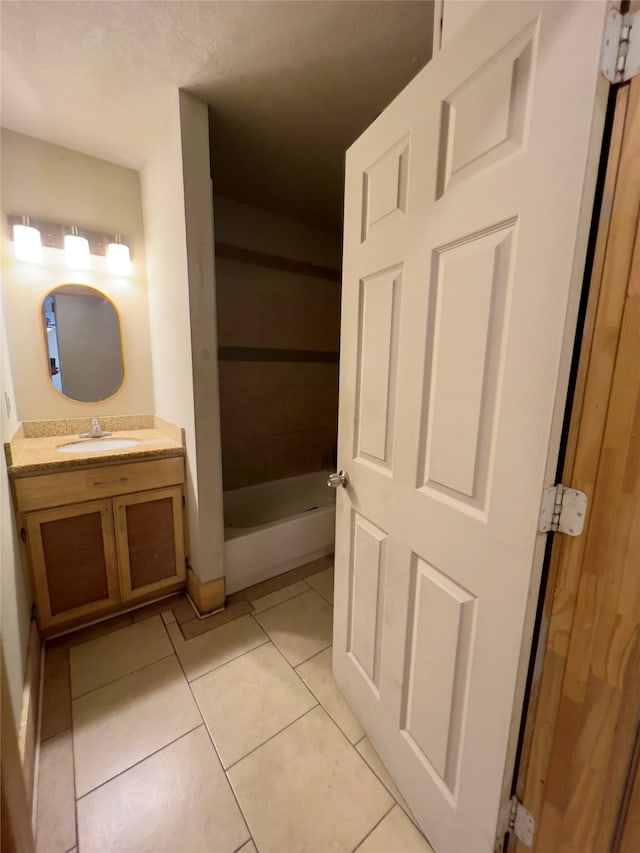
[215,253,340,491]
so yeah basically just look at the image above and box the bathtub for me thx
[223,471,336,594]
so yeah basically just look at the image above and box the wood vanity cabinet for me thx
[12,456,186,635]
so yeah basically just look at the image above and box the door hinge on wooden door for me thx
[602,8,640,83]
[496,797,535,849]
[539,484,588,536]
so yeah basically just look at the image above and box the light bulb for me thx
[107,242,131,275]
[64,234,90,269]
[13,224,43,263]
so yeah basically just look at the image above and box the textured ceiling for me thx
[1,1,432,229]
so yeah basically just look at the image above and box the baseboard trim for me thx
[186,570,225,615]
[43,584,185,640]
[17,620,41,813]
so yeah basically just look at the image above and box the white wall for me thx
[180,92,225,583]
[1,295,31,726]
[0,129,155,421]
[214,196,341,268]
[141,92,223,585]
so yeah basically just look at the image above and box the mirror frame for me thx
[40,283,126,404]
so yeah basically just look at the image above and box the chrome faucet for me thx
[80,418,112,439]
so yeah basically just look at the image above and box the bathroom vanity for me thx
[5,424,187,636]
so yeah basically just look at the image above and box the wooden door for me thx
[332,3,608,851]
[114,487,185,601]
[25,498,120,632]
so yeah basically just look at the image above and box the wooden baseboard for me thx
[17,620,42,813]
[186,570,225,615]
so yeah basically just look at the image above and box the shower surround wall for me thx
[214,198,341,490]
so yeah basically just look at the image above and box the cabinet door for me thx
[25,499,120,632]
[114,487,186,601]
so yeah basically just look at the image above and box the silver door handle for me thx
[327,470,349,488]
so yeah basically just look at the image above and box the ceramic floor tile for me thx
[356,737,411,816]
[306,566,334,604]
[192,643,316,768]
[166,615,268,681]
[254,590,333,666]
[40,647,72,740]
[69,616,173,698]
[228,705,392,853]
[35,730,76,853]
[249,579,310,613]
[77,727,249,853]
[296,646,363,744]
[356,805,434,852]
[72,655,201,796]
[46,612,134,656]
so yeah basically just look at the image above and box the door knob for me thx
[327,469,349,488]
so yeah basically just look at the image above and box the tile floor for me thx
[35,557,434,853]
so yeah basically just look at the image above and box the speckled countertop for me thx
[5,428,185,476]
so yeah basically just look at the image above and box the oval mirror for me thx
[42,285,124,403]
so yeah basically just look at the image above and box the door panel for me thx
[26,499,120,631]
[333,3,607,851]
[438,22,535,196]
[403,556,475,791]
[42,512,109,614]
[354,267,402,469]
[114,487,185,601]
[348,511,388,687]
[420,221,514,505]
[362,135,410,240]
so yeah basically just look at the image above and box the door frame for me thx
[1,642,36,853]
[511,72,640,853]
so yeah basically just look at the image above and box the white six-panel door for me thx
[333,3,607,851]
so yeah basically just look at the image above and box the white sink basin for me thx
[57,438,141,453]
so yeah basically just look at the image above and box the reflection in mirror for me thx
[42,285,124,402]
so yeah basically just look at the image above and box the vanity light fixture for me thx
[13,217,43,263]
[8,215,133,275]
[106,235,132,275]
[64,226,90,270]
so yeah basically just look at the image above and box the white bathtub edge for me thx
[225,542,334,595]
